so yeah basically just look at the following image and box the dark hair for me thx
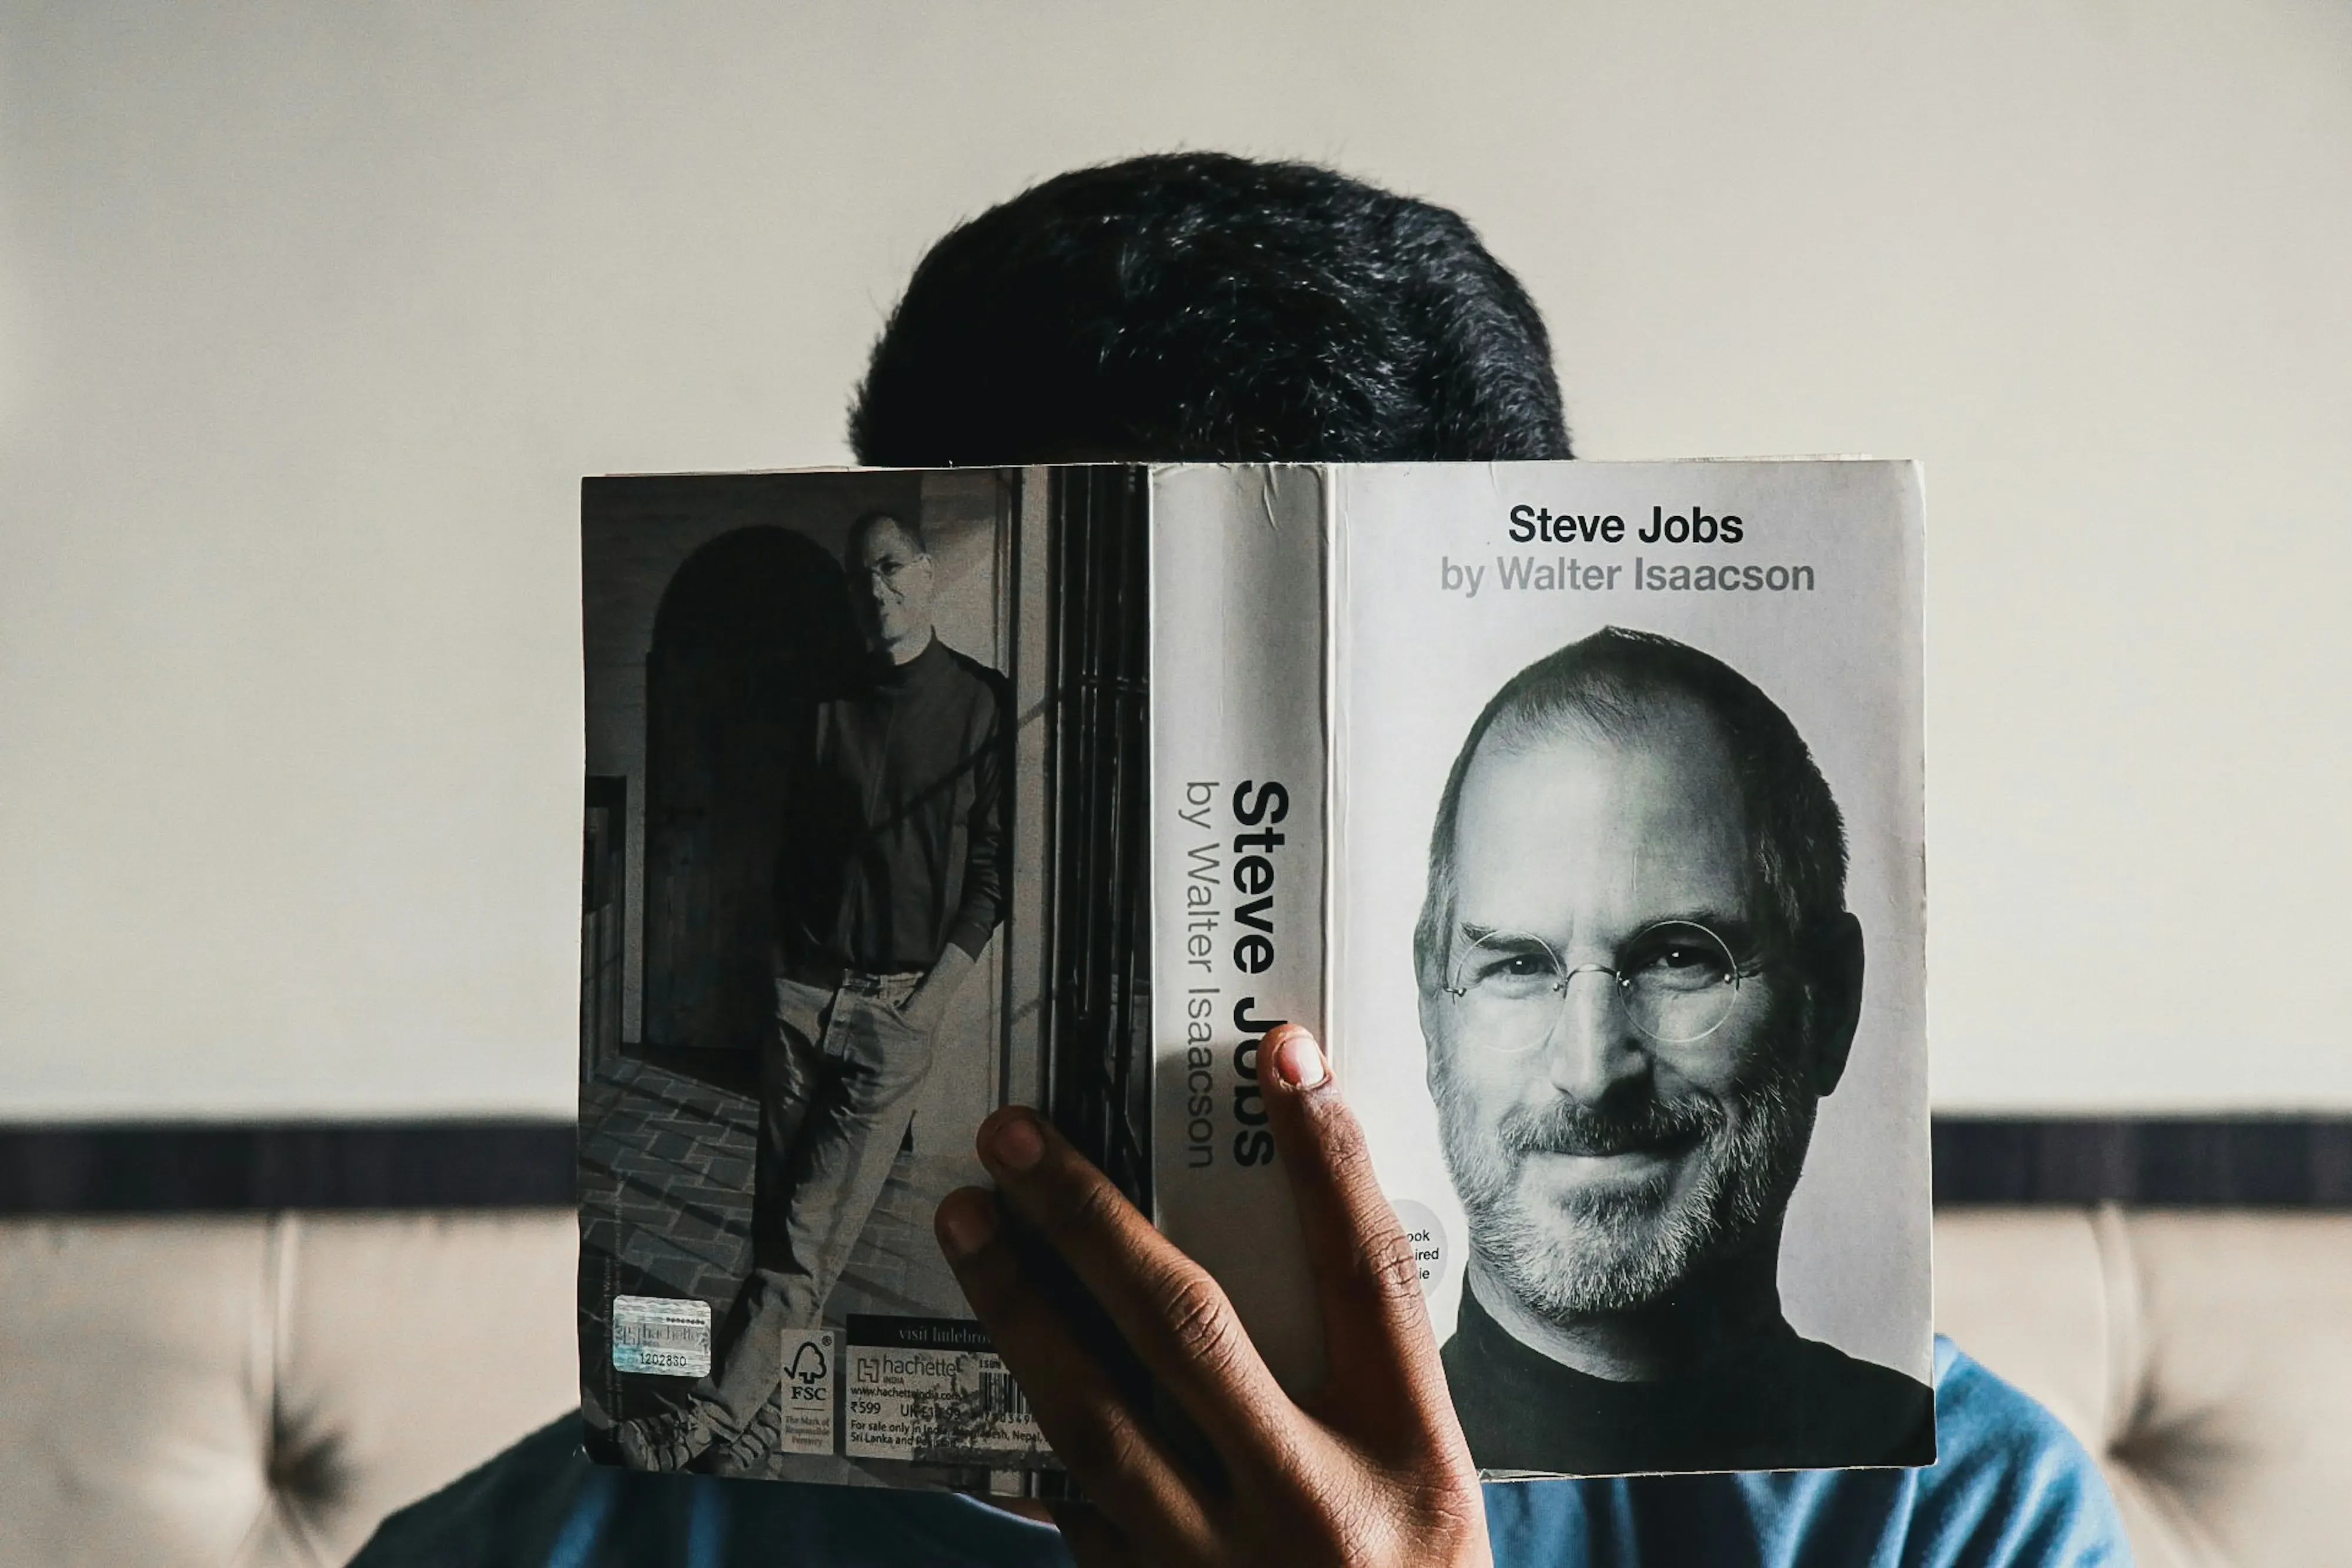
[1413,628,1848,992]
[849,152,1571,466]
[845,509,926,559]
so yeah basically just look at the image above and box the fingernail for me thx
[938,1192,998,1259]
[1274,1026,1327,1089]
[991,1112,1046,1172]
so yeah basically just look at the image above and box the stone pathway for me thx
[577,1052,971,1423]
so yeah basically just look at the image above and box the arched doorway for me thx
[640,526,862,1054]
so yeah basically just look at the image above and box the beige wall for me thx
[2,0,2347,1117]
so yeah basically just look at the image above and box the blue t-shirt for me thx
[355,1339,2130,1568]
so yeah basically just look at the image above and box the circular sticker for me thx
[1387,1199,1450,1296]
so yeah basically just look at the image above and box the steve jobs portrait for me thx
[1414,626,1933,1475]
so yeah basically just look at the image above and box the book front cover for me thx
[1329,459,1933,1476]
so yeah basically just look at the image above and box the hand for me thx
[900,944,977,1034]
[933,1024,1489,1568]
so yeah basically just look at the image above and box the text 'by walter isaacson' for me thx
[1172,780,1293,1173]
[1438,502,1817,598]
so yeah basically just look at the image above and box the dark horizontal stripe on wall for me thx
[0,1120,576,1213]
[1932,1116,2352,1206]
[1,1116,2346,1212]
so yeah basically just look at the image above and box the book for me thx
[576,459,1932,1493]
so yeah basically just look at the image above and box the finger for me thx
[1258,1024,1455,1434]
[973,1106,1298,1470]
[934,1186,1219,1564]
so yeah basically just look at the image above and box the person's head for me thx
[844,510,936,660]
[1414,628,1865,1323]
[848,152,1571,466]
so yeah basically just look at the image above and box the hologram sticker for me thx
[611,1295,711,1377]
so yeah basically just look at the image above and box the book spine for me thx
[1148,464,1329,1393]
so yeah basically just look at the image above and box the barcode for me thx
[978,1368,1030,1423]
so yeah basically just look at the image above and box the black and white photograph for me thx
[1414,627,1931,1473]
[577,466,1152,1488]
[1327,460,1933,1478]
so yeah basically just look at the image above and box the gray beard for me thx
[1434,1049,1817,1320]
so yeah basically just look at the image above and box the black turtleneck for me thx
[773,635,1007,974]
[1439,1285,1934,1476]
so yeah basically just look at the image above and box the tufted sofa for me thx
[1,1208,2344,1566]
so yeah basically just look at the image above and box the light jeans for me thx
[701,968,936,1436]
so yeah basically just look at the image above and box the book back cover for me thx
[576,464,1152,1492]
